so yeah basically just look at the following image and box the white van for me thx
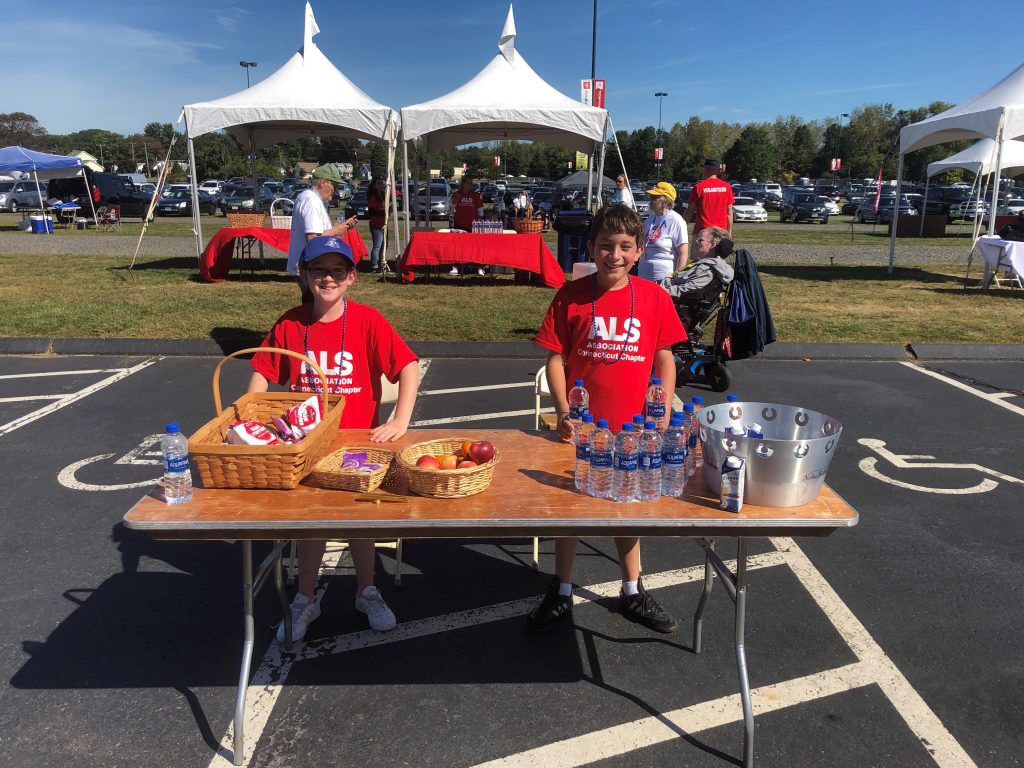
[200,179,223,193]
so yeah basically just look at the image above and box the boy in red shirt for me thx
[450,176,486,276]
[528,205,687,634]
[249,235,419,640]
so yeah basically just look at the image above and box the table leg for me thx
[233,541,255,766]
[692,538,715,654]
[273,542,292,650]
[734,539,753,768]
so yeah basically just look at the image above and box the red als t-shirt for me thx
[251,302,418,429]
[451,190,483,231]
[535,276,687,432]
[688,177,735,232]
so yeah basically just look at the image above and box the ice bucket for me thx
[698,402,842,507]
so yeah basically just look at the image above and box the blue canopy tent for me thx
[0,146,97,230]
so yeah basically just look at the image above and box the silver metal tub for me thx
[698,402,842,507]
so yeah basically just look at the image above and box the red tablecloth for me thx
[199,227,368,283]
[398,232,565,289]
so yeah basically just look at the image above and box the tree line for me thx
[0,102,993,186]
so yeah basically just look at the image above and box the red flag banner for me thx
[872,166,884,212]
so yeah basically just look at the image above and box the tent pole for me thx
[595,122,608,211]
[248,128,264,264]
[402,140,411,244]
[609,116,634,208]
[81,167,98,227]
[971,173,986,242]
[187,136,203,259]
[425,151,432,231]
[32,170,50,234]
[586,150,594,213]
[887,152,904,274]
[987,114,1005,236]
[919,175,930,236]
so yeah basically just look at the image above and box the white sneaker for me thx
[477,268,487,276]
[276,592,320,643]
[355,586,396,631]
[448,266,459,276]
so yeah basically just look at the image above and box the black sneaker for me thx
[526,579,572,634]
[619,579,678,634]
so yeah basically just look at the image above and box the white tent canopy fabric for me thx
[926,137,1024,178]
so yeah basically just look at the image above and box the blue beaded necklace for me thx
[302,299,347,394]
[591,273,635,365]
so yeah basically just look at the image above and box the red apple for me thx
[438,454,459,470]
[469,440,494,464]
[457,460,477,469]
[416,455,440,469]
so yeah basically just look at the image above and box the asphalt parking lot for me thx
[1,351,1022,768]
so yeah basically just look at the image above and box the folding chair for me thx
[99,204,121,231]
[532,365,556,568]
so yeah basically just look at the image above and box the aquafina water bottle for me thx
[567,379,589,426]
[661,415,687,497]
[586,418,615,499]
[161,422,192,504]
[612,423,640,503]
[690,395,705,470]
[682,402,697,477]
[637,420,663,501]
[574,413,596,492]
[645,377,668,427]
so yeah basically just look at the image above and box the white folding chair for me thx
[532,365,554,568]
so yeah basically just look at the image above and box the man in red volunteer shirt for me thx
[450,176,487,276]
[685,159,734,239]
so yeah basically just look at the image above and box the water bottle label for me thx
[646,403,666,420]
[568,404,588,420]
[575,443,591,460]
[663,450,686,466]
[165,455,190,473]
[646,451,662,470]
[615,454,638,471]
[590,451,613,469]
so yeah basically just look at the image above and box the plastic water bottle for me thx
[645,377,668,426]
[726,393,739,403]
[567,379,589,424]
[586,418,614,499]
[574,413,595,492]
[661,415,688,497]
[691,396,705,470]
[681,403,697,477]
[612,423,640,503]
[161,422,192,504]
[637,421,663,501]
[632,414,645,430]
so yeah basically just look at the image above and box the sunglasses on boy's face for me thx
[306,266,351,281]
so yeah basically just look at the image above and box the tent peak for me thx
[303,2,321,59]
[499,4,516,64]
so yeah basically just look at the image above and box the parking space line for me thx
[412,408,547,426]
[420,381,534,396]
[0,395,66,403]
[0,368,126,380]
[0,359,159,438]
[901,361,1024,418]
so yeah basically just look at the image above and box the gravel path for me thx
[0,232,975,266]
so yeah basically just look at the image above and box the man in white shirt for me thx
[287,164,356,275]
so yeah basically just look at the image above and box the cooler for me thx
[553,210,593,272]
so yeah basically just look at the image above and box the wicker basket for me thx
[226,212,266,229]
[188,347,345,490]
[396,438,500,498]
[269,198,293,230]
[311,447,395,493]
[514,218,543,234]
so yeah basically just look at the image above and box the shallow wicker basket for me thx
[226,212,267,229]
[396,438,501,498]
[514,218,543,234]
[188,347,344,490]
[311,447,396,493]
[269,198,293,230]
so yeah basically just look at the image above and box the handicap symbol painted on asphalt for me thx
[58,434,163,492]
[858,438,1024,495]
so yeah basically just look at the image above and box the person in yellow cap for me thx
[639,181,688,282]
[287,163,357,275]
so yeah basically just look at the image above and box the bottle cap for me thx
[573,379,584,387]
[683,402,694,412]
[632,415,645,424]
[651,377,662,385]
[726,394,739,402]
[582,413,594,423]
[644,420,657,430]
[692,395,704,404]
[669,417,683,427]
[596,418,609,429]
[621,423,634,432]
[166,422,180,434]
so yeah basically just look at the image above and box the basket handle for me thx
[271,197,290,216]
[211,346,331,417]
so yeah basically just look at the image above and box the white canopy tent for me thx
[889,61,1024,271]
[180,2,399,260]
[398,4,609,241]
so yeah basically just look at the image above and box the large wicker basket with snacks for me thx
[311,447,396,493]
[226,212,267,229]
[396,437,500,498]
[188,347,344,490]
[514,218,543,234]
[269,198,292,230]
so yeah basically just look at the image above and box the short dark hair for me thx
[589,204,643,246]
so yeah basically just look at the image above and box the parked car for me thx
[632,191,650,216]
[841,197,863,215]
[156,189,217,216]
[923,186,974,220]
[855,195,918,224]
[732,196,768,223]
[948,196,989,221]
[0,180,47,212]
[411,183,452,220]
[530,190,554,217]
[996,197,1024,215]
[344,190,370,219]
[219,186,274,215]
[817,196,841,216]
[200,179,223,194]
[780,189,829,224]
[45,172,153,218]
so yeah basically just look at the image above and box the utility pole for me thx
[240,61,257,88]
[655,92,668,179]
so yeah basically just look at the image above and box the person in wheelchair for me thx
[660,226,734,299]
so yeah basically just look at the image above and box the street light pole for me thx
[833,113,848,186]
[655,92,668,180]
[239,61,257,88]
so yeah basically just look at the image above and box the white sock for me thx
[558,582,573,597]
[622,580,639,596]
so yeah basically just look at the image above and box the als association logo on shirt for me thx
[294,349,365,395]
[577,317,647,363]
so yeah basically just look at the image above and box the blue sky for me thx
[2,0,1020,137]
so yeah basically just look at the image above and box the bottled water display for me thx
[586,418,614,499]
[161,422,192,505]
[661,415,688,497]
[682,402,698,478]
[690,395,704,469]
[637,420,663,502]
[645,377,667,425]
[567,379,589,424]
[611,423,639,503]
[574,413,596,492]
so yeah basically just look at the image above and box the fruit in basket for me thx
[459,440,474,458]
[416,455,441,469]
[469,441,495,464]
[439,454,459,470]
[457,460,478,469]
